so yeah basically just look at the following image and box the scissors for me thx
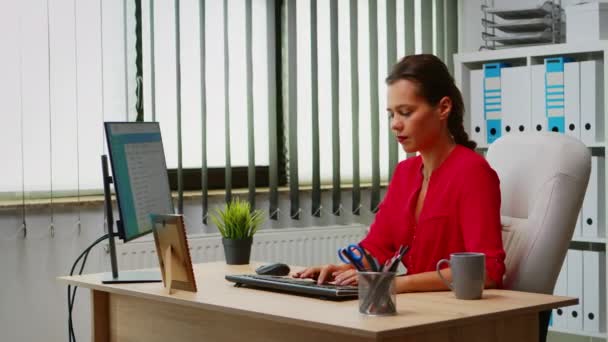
[338,244,367,271]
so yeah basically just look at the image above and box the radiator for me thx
[110,224,368,270]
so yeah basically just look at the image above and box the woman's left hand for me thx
[331,268,358,286]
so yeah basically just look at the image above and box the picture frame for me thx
[151,214,197,293]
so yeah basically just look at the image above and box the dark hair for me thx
[385,54,477,150]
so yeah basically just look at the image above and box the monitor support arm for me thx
[102,154,119,280]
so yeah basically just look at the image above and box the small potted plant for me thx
[210,198,264,265]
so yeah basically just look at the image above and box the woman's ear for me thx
[437,96,452,121]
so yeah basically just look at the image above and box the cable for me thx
[68,244,92,342]
[67,233,114,342]
[68,234,112,341]
[68,233,112,341]
[69,247,92,341]
[68,235,104,341]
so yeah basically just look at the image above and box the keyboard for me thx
[225,274,359,300]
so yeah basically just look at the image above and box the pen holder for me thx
[357,271,397,316]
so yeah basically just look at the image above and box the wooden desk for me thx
[59,262,576,342]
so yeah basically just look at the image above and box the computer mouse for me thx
[255,262,291,276]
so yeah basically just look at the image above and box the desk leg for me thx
[91,290,110,342]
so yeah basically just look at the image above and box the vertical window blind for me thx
[0,0,457,231]
[0,0,136,236]
[286,0,457,216]
[144,0,457,221]
[142,0,273,221]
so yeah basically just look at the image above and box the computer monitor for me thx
[101,122,174,283]
[104,122,174,242]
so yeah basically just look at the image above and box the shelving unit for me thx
[572,236,607,245]
[455,42,608,340]
[477,142,605,150]
[549,326,607,339]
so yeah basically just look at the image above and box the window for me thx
[0,0,457,216]
[0,0,137,202]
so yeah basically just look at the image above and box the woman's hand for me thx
[332,268,358,286]
[292,263,354,285]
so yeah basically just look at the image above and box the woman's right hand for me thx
[292,263,353,285]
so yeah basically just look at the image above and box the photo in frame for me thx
[151,214,197,293]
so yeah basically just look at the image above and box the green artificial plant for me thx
[210,198,264,240]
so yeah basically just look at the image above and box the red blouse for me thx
[359,145,506,287]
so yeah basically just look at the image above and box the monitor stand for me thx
[101,270,162,284]
[100,155,162,284]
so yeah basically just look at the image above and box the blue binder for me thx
[544,57,573,133]
[483,63,508,144]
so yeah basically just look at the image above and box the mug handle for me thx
[436,259,452,290]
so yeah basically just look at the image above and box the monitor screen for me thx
[104,122,174,242]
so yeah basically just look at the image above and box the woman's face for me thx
[386,79,451,153]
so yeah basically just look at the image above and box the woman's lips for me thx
[397,136,407,143]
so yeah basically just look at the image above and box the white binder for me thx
[566,249,584,331]
[470,69,486,145]
[583,250,606,333]
[564,62,581,138]
[545,58,567,133]
[582,156,605,238]
[552,254,569,329]
[483,63,506,144]
[531,65,546,133]
[580,60,604,145]
[501,66,531,135]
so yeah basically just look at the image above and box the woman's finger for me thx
[339,272,359,286]
[332,263,355,276]
[333,269,357,285]
[295,267,318,279]
[317,265,335,284]
[332,269,349,279]
[343,273,359,286]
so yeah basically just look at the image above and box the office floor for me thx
[548,331,606,342]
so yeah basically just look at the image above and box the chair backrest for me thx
[486,132,591,294]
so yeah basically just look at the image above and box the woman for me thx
[293,54,506,293]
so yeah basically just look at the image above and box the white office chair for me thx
[487,132,591,293]
[486,132,591,341]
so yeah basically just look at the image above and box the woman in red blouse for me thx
[293,54,506,293]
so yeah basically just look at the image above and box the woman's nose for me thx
[391,116,403,132]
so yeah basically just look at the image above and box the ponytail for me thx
[449,119,477,150]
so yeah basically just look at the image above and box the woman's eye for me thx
[388,111,410,119]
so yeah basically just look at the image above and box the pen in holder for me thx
[358,271,397,316]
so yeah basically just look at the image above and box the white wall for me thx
[0,189,382,342]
